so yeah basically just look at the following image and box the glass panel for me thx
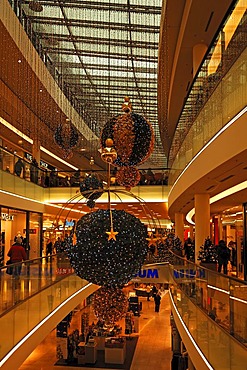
[29,212,42,260]
[0,254,73,315]
[168,250,247,346]
[0,272,92,362]
[169,0,247,179]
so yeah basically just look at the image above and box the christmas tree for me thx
[197,237,217,263]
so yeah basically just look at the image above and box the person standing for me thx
[151,285,158,299]
[14,158,25,177]
[217,240,230,274]
[7,240,27,277]
[154,292,161,312]
[46,239,53,261]
[184,237,193,260]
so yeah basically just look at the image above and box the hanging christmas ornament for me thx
[100,97,154,167]
[93,287,128,328]
[86,199,95,209]
[66,209,148,287]
[54,120,79,158]
[80,174,104,203]
[116,166,141,190]
[101,138,118,164]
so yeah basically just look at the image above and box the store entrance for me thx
[0,207,42,264]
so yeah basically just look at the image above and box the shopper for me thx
[216,239,230,274]
[54,237,62,253]
[146,284,151,301]
[14,158,25,177]
[184,237,193,260]
[151,285,158,298]
[154,292,161,312]
[208,307,217,321]
[46,239,53,261]
[7,240,27,277]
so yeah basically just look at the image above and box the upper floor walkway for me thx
[0,252,246,369]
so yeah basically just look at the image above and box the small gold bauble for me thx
[101,147,117,164]
[105,138,114,147]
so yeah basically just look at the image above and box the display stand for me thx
[77,342,86,365]
[133,316,139,333]
[85,342,97,364]
[95,335,105,350]
[105,338,126,365]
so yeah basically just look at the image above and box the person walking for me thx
[7,240,27,277]
[154,292,161,312]
[46,239,53,261]
[217,239,230,274]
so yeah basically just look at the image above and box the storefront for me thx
[0,206,42,265]
[220,203,247,280]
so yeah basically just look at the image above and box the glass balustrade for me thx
[0,254,73,315]
[169,285,247,370]
[0,272,92,363]
[169,0,247,183]
[168,251,247,348]
[0,146,169,190]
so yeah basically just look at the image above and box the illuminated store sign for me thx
[173,269,205,279]
[134,269,159,279]
[24,152,56,171]
[23,229,37,234]
[1,213,14,221]
[65,220,75,228]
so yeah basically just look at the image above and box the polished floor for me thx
[19,291,172,370]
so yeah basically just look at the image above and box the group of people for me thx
[183,236,233,275]
[6,234,68,277]
[14,157,39,184]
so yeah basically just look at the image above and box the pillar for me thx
[218,215,223,241]
[32,138,40,164]
[195,193,210,259]
[212,216,219,245]
[189,224,194,239]
[175,213,184,243]
[193,43,208,78]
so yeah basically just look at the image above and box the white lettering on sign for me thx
[1,213,14,221]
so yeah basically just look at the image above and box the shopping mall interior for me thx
[0,0,247,369]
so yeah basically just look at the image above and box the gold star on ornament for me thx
[106,228,119,241]
[146,234,157,247]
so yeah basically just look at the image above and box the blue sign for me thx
[173,269,205,279]
[134,269,159,279]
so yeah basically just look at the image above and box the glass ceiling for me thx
[18,0,167,168]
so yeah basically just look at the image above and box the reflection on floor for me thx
[19,291,172,370]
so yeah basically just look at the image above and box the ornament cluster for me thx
[54,121,79,158]
[66,209,148,287]
[100,97,154,189]
[93,287,128,328]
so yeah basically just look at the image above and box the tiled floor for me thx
[19,291,172,370]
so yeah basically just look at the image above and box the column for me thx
[212,216,219,245]
[32,138,40,164]
[175,213,184,243]
[192,43,208,78]
[189,225,194,239]
[218,215,223,241]
[195,193,210,259]
[32,138,41,184]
